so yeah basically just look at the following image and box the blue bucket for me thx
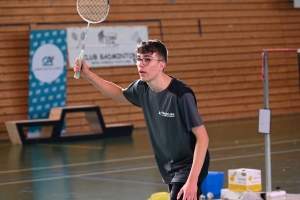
[201,171,225,196]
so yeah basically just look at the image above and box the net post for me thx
[298,49,300,88]
[262,49,272,192]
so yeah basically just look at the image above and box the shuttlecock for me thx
[200,194,206,199]
[207,192,214,199]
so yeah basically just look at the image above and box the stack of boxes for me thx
[220,168,262,199]
[201,168,262,199]
[228,168,262,192]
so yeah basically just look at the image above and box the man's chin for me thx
[139,76,147,82]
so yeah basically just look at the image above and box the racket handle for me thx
[74,71,81,79]
[74,50,84,79]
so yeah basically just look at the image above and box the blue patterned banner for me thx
[28,30,67,137]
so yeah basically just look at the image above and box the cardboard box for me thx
[228,168,262,192]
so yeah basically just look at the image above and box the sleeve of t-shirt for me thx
[179,93,204,131]
[122,80,142,107]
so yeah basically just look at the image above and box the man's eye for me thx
[144,58,151,62]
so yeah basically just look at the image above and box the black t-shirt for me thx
[123,76,209,184]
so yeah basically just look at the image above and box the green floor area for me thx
[0,115,299,200]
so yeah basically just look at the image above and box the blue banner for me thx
[28,30,67,137]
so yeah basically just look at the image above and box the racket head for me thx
[77,0,110,24]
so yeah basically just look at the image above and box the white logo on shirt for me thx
[158,111,175,117]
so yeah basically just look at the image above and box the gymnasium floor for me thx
[0,114,299,200]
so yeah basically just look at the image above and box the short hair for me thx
[135,40,168,62]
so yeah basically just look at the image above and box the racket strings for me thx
[77,0,109,23]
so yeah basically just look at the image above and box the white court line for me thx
[0,139,299,175]
[0,148,300,186]
[38,143,104,150]
[210,148,300,161]
[209,139,300,151]
[0,155,154,174]
[0,165,157,186]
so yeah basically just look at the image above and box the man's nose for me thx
[138,60,146,67]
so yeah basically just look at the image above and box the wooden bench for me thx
[5,105,133,145]
[5,119,61,145]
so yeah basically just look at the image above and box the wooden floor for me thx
[0,114,299,200]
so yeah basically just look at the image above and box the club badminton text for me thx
[83,53,136,65]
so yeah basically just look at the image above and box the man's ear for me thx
[160,61,166,71]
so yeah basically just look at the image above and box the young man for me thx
[73,40,210,200]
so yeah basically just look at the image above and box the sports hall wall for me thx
[1,0,300,141]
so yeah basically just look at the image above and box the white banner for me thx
[67,26,148,67]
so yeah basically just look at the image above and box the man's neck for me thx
[148,74,172,93]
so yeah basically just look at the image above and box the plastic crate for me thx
[201,171,225,196]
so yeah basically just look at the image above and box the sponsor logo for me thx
[42,56,54,66]
[98,30,118,46]
[158,111,175,118]
[32,44,64,83]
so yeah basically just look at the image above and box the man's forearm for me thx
[85,71,128,102]
[187,125,209,184]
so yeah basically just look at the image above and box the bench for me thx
[5,105,134,145]
[5,119,61,145]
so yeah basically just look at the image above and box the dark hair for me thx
[135,40,168,62]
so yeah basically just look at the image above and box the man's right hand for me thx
[73,58,90,78]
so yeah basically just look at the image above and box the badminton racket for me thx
[74,0,110,79]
